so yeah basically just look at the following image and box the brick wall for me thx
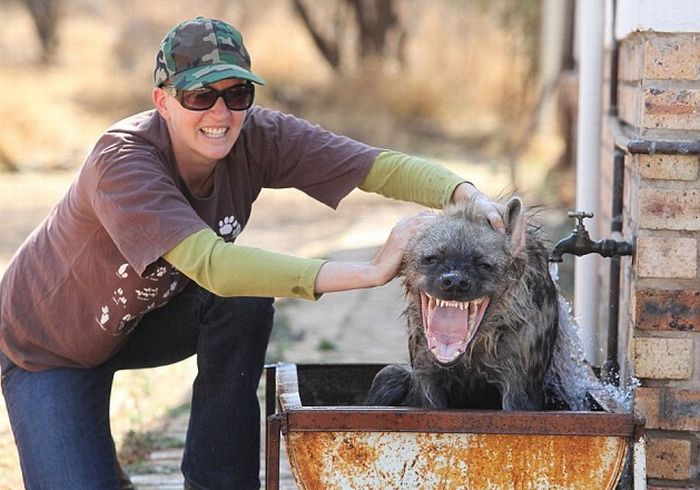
[612,32,699,488]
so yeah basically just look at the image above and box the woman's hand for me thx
[314,211,435,294]
[452,182,527,256]
[368,211,435,286]
[452,182,505,232]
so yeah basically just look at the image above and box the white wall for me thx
[616,0,700,38]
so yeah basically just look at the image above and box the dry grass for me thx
[0,1,566,487]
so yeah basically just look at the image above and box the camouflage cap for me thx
[154,17,265,90]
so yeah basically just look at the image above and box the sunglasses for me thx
[164,82,255,111]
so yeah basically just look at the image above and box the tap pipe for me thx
[611,116,700,155]
[574,0,606,364]
[600,148,626,386]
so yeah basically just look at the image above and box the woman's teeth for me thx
[201,127,228,138]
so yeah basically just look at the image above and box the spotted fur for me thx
[367,197,559,410]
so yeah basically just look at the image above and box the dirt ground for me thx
[0,157,560,488]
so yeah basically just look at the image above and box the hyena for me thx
[366,197,559,410]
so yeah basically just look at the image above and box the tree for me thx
[21,0,64,63]
[0,144,19,172]
[291,0,406,74]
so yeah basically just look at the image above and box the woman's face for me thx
[153,78,248,168]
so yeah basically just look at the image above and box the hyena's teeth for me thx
[433,299,471,309]
[426,293,482,311]
[467,303,475,330]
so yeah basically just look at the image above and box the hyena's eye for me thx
[474,259,494,271]
[421,255,439,266]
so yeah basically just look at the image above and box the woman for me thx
[0,17,507,489]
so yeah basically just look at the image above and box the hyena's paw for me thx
[366,364,412,406]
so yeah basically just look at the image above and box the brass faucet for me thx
[549,211,634,263]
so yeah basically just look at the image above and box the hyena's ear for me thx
[504,197,527,255]
[503,197,522,234]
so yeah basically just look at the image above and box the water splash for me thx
[545,263,637,413]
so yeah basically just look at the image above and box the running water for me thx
[544,262,637,413]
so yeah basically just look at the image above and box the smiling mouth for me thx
[420,292,490,364]
[201,127,228,139]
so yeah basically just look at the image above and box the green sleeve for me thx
[358,150,467,208]
[163,229,326,300]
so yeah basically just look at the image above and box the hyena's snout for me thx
[437,271,470,296]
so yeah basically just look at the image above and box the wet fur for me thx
[366,197,559,410]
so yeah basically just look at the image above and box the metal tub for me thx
[265,363,645,490]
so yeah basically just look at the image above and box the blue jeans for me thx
[0,281,274,490]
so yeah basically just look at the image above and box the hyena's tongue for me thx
[421,294,490,364]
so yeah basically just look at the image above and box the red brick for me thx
[639,188,700,231]
[647,486,694,490]
[635,387,661,428]
[643,34,700,81]
[639,155,699,181]
[661,390,700,432]
[642,87,700,130]
[636,236,697,279]
[634,337,693,380]
[635,289,699,332]
[619,34,643,83]
[646,437,692,480]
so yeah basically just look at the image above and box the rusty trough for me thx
[265,363,645,490]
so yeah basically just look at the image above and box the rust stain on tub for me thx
[285,431,627,489]
[459,434,626,489]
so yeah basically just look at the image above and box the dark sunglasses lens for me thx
[223,84,254,111]
[182,90,219,110]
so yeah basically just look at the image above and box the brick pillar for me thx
[612,32,700,489]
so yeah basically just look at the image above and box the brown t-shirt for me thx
[0,107,379,371]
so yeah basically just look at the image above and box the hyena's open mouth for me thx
[420,293,490,364]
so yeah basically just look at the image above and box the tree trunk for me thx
[291,0,405,74]
[0,145,19,172]
[291,0,341,70]
[22,0,64,63]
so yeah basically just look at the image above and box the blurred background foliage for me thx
[0,0,570,199]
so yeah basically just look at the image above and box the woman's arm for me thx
[313,211,435,293]
[163,212,435,299]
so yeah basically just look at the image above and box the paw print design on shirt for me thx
[218,216,241,240]
[135,287,159,301]
[112,288,127,307]
[95,306,110,329]
[145,266,168,281]
[162,280,179,299]
[117,314,139,335]
[116,263,129,279]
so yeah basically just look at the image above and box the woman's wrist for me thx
[451,182,479,203]
[314,261,383,294]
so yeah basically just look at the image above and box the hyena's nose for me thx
[438,272,469,294]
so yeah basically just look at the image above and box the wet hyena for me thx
[366,197,559,410]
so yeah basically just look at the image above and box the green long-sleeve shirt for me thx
[163,150,466,300]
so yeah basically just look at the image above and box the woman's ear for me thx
[152,87,170,120]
